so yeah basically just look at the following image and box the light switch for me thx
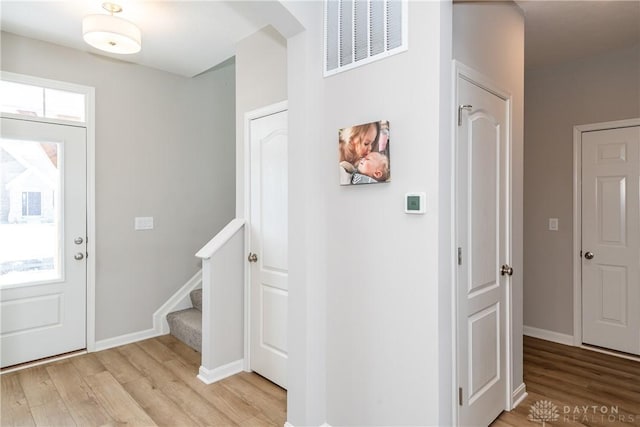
[135,216,154,230]
[548,218,558,231]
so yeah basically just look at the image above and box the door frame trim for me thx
[571,117,640,346]
[0,71,96,352]
[451,60,514,425]
[242,100,288,371]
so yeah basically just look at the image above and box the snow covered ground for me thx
[0,223,59,285]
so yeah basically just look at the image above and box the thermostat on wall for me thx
[405,193,426,214]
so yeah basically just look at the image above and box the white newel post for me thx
[195,219,246,384]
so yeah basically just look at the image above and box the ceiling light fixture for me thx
[82,2,141,54]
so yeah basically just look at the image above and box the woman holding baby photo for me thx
[338,120,390,185]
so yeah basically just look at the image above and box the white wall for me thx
[438,1,454,424]
[453,0,526,396]
[286,1,451,425]
[524,44,640,335]
[1,32,236,341]
[283,4,327,424]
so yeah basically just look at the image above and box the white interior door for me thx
[456,76,509,426]
[0,117,87,368]
[249,108,288,388]
[582,125,640,355]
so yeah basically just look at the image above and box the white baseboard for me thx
[523,325,574,346]
[152,269,202,334]
[94,328,161,352]
[197,359,244,384]
[511,382,527,409]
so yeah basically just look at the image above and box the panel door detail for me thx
[249,109,288,388]
[582,126,640,355]
[0,117,87,368]
[456,76,509,426]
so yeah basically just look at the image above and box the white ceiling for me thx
[517,0,640,68]
[0,1,302,77]
[1,1,639,76]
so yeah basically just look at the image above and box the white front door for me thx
[249,107,288,388]
[0,117,87,368]
[582,125,640,355]
[456,76,509,426]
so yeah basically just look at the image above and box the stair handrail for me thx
[196,218,246,260]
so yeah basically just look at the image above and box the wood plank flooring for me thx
[1,335,286,426]
[493,336,640,426]
[3,334,639,426]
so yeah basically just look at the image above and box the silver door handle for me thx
[500,264,513,276]
[74,237,84,245]
[458,104,473,126]
[248,253,258,263]
[74,252,84,260]
[584,251,594,260]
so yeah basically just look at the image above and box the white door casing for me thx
[581,125,640,355]
[1,117,87,368]
[248,107,288,388]
[456,73,510,426]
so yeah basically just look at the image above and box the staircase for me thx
[166,288,202,352]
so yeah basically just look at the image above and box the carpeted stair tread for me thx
[166,308,201,352]
[190,288,202,312]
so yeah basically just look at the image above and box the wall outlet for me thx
[548,218,558,231]
[135,216,154,230]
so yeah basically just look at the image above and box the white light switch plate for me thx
[135,216,154,230]
[548,218,558,231]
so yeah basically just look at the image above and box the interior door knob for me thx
[500,264,513,276]
[248,253,258,263]
[584,251,595,260]
[74,252,84,260]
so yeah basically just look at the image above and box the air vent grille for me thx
[324,0,408,77]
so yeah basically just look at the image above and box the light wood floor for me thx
[493,336,640,426]
[1,335,286,426]
[3,335,639,426]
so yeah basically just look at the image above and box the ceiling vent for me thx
[324,0,408,77]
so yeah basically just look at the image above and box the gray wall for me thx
[1,32,236,341]
[453,0,526,396]
[524,44,640,335]
[286,2,451,425]
[235,25,287,217]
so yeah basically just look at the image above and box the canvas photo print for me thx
[338,120,390,185]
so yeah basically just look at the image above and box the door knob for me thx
[458,104,473,126]
[248,253,258,263]
[500,264,513,276]
[74,237,84,245]
[584,251,595,260]
[74,252,85,260]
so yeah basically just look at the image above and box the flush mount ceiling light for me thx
[83,2,141,54]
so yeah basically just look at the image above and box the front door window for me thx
[0,140,61,286]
